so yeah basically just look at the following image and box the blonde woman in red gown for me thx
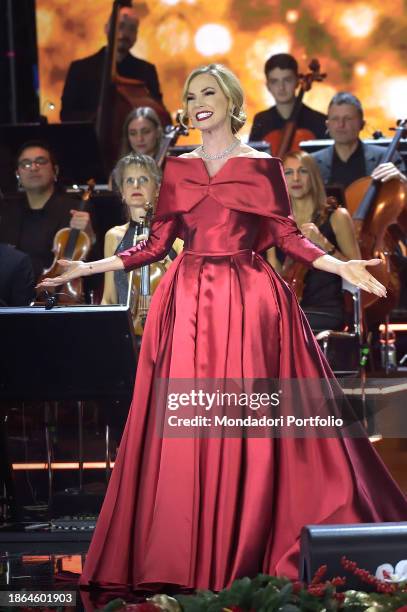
[39,64,407,592]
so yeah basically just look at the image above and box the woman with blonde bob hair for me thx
[39,64,406,593]
[268,150,361,330]
[102,152,162,308]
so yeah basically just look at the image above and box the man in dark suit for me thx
[312,92,407,189]
[249,53,327,144]
[60,6,165,122]
[0,243,34,306]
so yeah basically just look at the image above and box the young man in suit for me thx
[249,53,327,145]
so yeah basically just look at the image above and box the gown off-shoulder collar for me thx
[154,156,300,253]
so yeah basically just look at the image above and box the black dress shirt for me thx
[61,47,164,122]
[329,140,367,189]
[0,243,35,306]
[0,190,80,280]
[249,103,327,143]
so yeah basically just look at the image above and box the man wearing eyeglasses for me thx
[0,141,93,281]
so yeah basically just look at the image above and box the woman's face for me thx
[186,73,230,132]
[283,157,311,200]
[121,165,157,212]
[127,117,159,156]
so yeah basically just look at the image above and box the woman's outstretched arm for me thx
[37,217,179,288]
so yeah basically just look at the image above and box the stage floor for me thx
[0,551,161,611]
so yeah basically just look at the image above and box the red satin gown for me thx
[80,157,407,591]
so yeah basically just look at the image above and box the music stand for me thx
[0,122,107,189]
[0,305,137,516]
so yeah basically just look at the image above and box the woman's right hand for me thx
[36,260,88,288]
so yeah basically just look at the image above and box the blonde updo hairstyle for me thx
[180,64,246,134]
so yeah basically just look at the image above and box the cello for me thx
[97,0,172,172]
[345,119,407,316]
[266,59,327,158]
[36,180,95,304]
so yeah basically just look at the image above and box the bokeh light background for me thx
[36,0,407,144]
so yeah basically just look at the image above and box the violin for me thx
[266,59,327,158]
[282,199,339,301]
[36,180,95,304]
[97,0,172,172]
[127,204,166,335]
[345,119,407,316]
[281,258,308,301]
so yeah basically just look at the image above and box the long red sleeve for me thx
[258,159,325,265]
[269,212,325,265]
[117,217,179,272]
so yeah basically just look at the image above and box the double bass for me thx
[97,0,172,172]
[266,59,327,158]
[345,119,407,317]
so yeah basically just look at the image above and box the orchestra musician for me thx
[119,107,163,161]
[268,151,360,332]
[313,92,407,189]
[0,141,94,282]
[102,152,169,316]
[249,53,327,144]
[60,5,167,122]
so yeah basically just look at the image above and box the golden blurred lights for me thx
[36,0,406,145]
[161,0,197,4]
[156,16,191,55]
[35,8,54,44]
[380,77,407,119]
[194,24,232,56]
[286,10,299,24]
[354,62,368,76]
[244,32,291,86]
[305,83,337,116]
[340,4,378,38]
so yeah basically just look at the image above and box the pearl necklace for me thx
[199,137,241,160]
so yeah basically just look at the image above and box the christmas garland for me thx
[101,557,407,612]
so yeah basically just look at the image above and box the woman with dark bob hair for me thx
[39,64,407,592]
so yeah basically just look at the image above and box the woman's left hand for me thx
[340,258,387,297]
